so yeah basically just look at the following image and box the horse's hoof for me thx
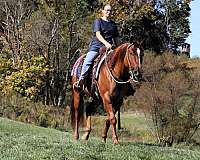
[74,135,79,140]
[102,138,106,143]
[113,139,119,144]
[113,138,119,144]
[81,134,89,140]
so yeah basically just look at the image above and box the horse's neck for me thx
[110,46,127,78]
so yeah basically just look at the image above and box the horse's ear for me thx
[139,39,145,46]
[128,43,134,49]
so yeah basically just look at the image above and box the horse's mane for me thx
[110,43,130,69]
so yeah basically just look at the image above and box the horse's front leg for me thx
[103,94,119,144]
[110,111,119,144]
[102,117,110,143]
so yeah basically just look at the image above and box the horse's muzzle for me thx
[129,69,142,82]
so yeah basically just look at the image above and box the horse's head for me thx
[124,43,144,82]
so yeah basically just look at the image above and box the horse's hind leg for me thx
[82,100,95,140]
[71,90,83,140]
[82,115,91,140]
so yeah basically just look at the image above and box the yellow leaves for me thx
[102,1,156,22]
[0,55,49,100]
[0,84,13,95]
[0,55,12,75]
[26,87,38,97]
[132,4,156,21]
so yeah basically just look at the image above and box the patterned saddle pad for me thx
[71,47,108,81]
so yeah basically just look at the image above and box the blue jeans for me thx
[79,50,99,80]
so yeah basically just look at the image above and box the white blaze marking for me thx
[137,48,141,67]
[137,48,140,56]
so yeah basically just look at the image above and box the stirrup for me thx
[73,79,84,90]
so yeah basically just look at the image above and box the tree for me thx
[0,0,94,105]
[104,0,191,53]
[0,0,192,106]
[133,52,200,145]
[0,0,38,65]
[157,0,191,53]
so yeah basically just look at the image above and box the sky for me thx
[186,0,200,58]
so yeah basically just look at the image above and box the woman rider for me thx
[74,4,120,89]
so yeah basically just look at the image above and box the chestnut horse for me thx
[71,42,143,144]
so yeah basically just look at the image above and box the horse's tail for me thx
[70,91,85,130]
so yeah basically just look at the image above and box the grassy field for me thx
[1,117,200,160]
[91,113,153,143]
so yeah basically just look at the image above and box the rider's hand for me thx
[105,42,112,49]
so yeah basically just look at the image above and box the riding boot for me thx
[74,68,90,90]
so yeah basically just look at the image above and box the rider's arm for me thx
[96,31,112,49]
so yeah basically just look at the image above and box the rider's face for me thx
[102,5,112,18]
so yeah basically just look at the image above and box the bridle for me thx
[126,44,141,82]
[105,43,141,84]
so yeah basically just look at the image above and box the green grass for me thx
[1,117,200,160]
[91,113,153,142]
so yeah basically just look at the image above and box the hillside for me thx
[0,118,200,160]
